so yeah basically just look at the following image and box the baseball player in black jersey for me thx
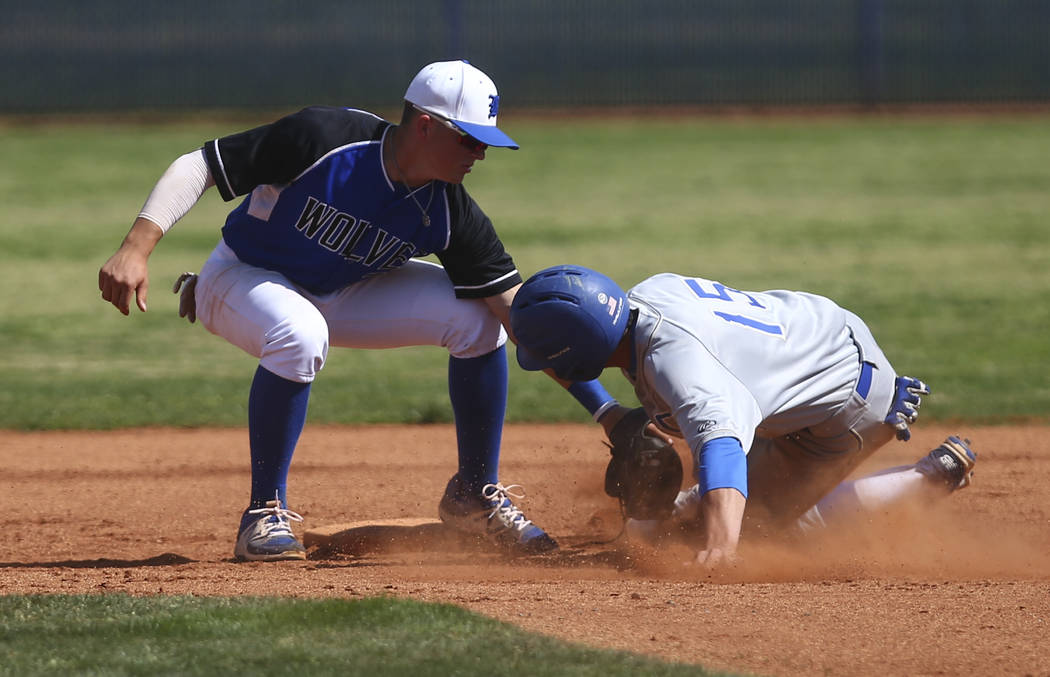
[98,60,636,560]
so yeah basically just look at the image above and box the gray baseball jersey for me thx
[624,273,864,456]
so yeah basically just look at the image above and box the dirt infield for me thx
[3,423,1048,676]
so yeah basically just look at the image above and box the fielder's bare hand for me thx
[99,218,163,314]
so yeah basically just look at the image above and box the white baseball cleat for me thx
[234,500,306,561]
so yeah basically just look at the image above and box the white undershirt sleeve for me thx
[137,149,215,234]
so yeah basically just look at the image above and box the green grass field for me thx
[0,595,726,676]
[1,114,1047,428]
[2,113,1047,675]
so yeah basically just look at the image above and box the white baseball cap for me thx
[404,60,519,149]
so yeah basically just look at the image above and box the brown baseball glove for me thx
[603,407,682,520]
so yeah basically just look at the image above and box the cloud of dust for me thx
[623,496,1050,583]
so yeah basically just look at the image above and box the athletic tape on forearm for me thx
[567,380,618,421]
[137,149,213,233]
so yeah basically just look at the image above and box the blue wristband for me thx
[567,380,618,421]
[697,436,748,498]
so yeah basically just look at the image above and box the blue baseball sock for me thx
[247,365,311,510]
[448,345,507,491]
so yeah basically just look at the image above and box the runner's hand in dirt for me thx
[692,547,740,570]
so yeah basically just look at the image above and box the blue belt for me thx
[856,360,874,399]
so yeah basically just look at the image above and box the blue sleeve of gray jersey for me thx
[697,436,748,497]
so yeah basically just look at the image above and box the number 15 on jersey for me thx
[684,278,785,338]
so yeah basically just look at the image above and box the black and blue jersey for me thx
[202,106,519,298]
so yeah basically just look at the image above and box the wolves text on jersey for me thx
[294,196,417,270]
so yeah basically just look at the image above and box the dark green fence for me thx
[3,0,1047,113]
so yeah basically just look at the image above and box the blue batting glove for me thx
[884,376,930,441]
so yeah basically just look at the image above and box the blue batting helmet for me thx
[511,265,630,382]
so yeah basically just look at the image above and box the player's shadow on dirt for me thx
[306,521,635,570]
[0,553,194,569]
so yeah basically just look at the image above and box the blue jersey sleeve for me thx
[697,436,748,498]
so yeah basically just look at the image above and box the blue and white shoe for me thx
[438,475,558,555]
[234,500,306,561]
[915,436,978,491]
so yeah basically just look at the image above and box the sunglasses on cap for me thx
[411,104,488,153]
